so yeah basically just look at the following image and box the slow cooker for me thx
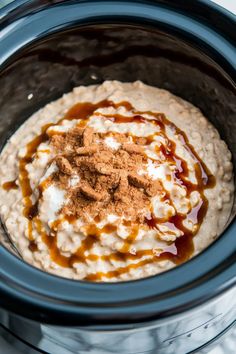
[0,1,235,353]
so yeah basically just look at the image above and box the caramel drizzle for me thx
[3,99,216,280]
[2,180,18,191]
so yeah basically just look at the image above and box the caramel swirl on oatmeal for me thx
[3,98,217,281]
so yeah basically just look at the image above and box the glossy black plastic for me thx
[0,0,235,326]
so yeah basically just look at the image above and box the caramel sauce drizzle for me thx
[4,99,216,280]
[119,225,139,254]
[2,179,18,190]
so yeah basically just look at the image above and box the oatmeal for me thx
[0,81,234,281]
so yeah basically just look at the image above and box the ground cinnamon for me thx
[51,126,162,223]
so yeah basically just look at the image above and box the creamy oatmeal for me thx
[0,81,234,281]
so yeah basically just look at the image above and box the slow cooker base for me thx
[0,316,235,354]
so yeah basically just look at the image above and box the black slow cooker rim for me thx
[0,0,235,326]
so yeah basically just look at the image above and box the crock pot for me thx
[0,1,235,353]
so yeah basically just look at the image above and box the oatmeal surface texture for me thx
[0,81,234,281]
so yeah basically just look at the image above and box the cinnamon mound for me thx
[51,127,162,222]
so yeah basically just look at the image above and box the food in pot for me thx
[0,81,234,281]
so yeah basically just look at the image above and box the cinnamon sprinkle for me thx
[76,145,97,155]
[55,156,73,175]
[50,126,161,222]
[128,172,150,189]
[122,143,145,155]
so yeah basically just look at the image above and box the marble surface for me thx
[0,0,235,353]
